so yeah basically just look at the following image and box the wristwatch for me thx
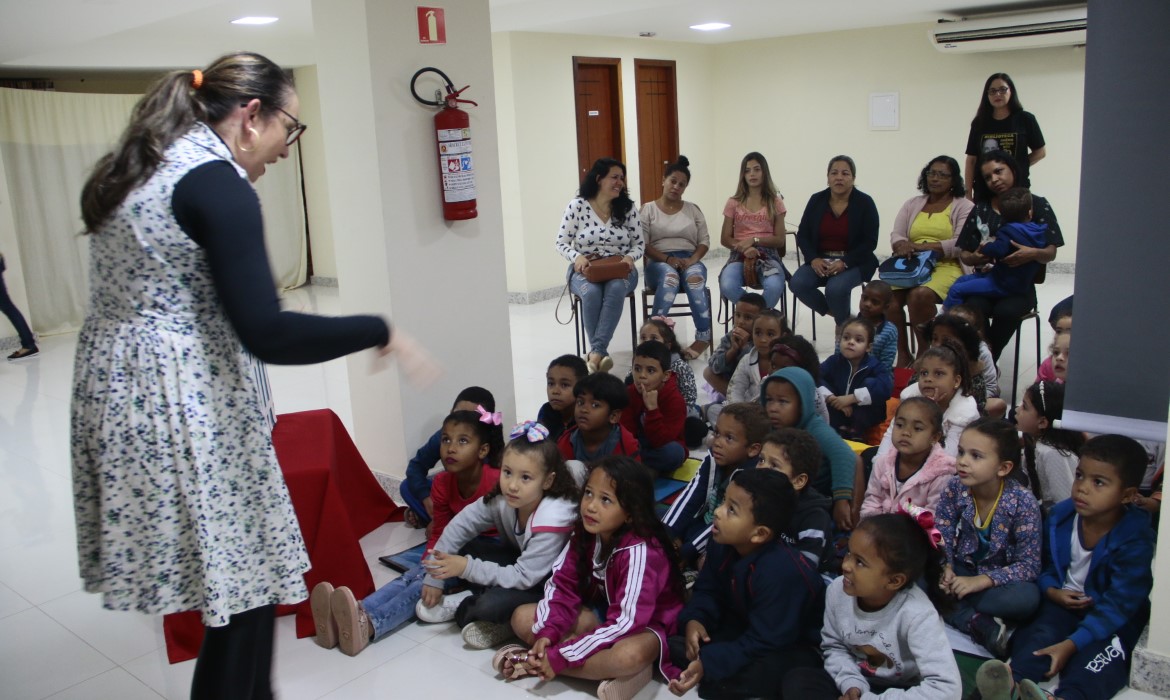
[753,236,760,246]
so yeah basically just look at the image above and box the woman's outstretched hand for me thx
[375,329,442,387]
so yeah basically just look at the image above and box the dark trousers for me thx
[1009,599,1145,700]
[0,256,36,350]
[943,562,1040,631]
[781,667,845,699]
[190,604,276,700]
[669,633,821,699]
[453,539,546,628]
[398,477,434,525]
[962,291,1036,361]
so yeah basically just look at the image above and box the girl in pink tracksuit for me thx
[498,456,685,699]
[861,397,957,517]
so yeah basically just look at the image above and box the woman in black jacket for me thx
[790,155,879,326]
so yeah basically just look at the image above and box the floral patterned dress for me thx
[70,123,310,627]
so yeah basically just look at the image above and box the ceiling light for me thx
[690,22,730,31]
[231,16,279,25]
[639,31,657,38]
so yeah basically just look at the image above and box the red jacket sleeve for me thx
[533,539,583,645]
[427,472,453,551]
[620,385,643,437]
[641,379,686,448]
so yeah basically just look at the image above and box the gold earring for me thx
[238,126,260,153]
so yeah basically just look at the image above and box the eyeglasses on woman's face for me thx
[987,86,1010,96]
[274,106,307,146]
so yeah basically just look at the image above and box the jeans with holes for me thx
[645,251,711,342]
[568,264,638,357]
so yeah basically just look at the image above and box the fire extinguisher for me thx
[411,67,478,220]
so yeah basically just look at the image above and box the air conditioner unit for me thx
[929,7,1087,53]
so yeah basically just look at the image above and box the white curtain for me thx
[0,87,307,335]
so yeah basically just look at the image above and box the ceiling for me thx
[0,0,1074,71]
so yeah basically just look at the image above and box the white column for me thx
[311,0,514,474]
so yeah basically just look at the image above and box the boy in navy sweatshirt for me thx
[977,435,1155,700]
[668,468,825,698]
[662,402,769,567]
[758,428,834,571]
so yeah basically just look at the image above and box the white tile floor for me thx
[0,274,1159,699]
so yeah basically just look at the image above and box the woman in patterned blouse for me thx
[555,158,644,373]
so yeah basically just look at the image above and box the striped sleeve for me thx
[532,539,580,642]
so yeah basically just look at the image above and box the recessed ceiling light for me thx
[639,31,657,38]
[231,16,279,25]
[690,22,730,31]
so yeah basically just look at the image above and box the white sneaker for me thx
[461,620,514,649]
[415,589,474,623]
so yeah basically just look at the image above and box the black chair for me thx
[1007,309,1043,411]
[571,292,638,359]
[641,285,714,356]
[718,230,798,335]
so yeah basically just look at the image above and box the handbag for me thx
[583,256,628,283]
[878,250,936,287]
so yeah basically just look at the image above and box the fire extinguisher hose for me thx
[410,67,478,108]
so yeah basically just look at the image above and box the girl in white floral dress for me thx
[72,53,410,699]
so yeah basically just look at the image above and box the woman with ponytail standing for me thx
[71,53,432,699]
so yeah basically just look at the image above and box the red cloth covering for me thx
[162,409,398,663]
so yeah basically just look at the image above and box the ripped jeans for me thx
[644,252,711,342]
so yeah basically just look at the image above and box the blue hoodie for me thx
[1037,499,1155,651]
[819,351,893,440]
[761,367,858,503]
[983,220,1048,295]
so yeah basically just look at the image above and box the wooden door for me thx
[572,57,623,184]
[634,59,679,206]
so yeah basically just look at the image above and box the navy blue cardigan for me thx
[795,187,880,280]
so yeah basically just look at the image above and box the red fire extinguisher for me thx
[411,67,478,220]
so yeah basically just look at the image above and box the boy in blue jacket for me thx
[977,434,1155,700]
[944,187,1048,311]
[662,402,769,567]
[668,468,825,699]
[817,316,893,441]
[760,367,864,532]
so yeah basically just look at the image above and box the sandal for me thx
[682,341,709,360]
[492,643,530,679]
[403,507,421,529]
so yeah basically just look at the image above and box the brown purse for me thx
[583,256,628,283]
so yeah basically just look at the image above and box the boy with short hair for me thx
[977,435,1156,700]
[537,354,589,441]
[758,428,834,571]
[556,372,639,463]
[667,469,826,699]
[943,187,1048,310]
[704,292,766,397]
[760,367,864,533]
[622,340,688,474]
[663,402,769,566]
[857,280,897,371]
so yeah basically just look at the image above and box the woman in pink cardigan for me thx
[885,156,974,366]
[860,397,957,517]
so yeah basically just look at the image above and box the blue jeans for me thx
[719,261,785,310]
[645,252,711,342]
[0,256,36,350]
[362,563,452,640]
[639,439,687,475]
[942,562,1040,632]
[789,263,864,326]
[568,265,638,357]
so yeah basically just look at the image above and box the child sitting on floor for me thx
[949,304,1004,417]
[936,417,1042,658]
[861,397,955,518]
[1017,380,1085,512]
[761,367,863,532]
[781,511,962,699]
[976,435,1155,700]
[496,456,686,699]
[1035,306,1072,383]
[557,372,639,463]
[538,355,588,441]
[758,428,834,571]
[725,309,787,407]
[668,469,826,698]
[818,316,893,441]
[419,421,583,650]
[621,340,688,474]
[400,386,496,528]
[877,338,980,460]
[663,402,768,567]
[312,408,504,655]
[633,316,698,409]
[704,293,765,398]
[769,334,830,424]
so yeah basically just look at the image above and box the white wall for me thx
[492,22,1085,295]
[292,66,337,280]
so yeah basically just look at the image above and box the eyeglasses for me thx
[274,106,307,146]
[927,170,952,179]
[987,87,1010,96]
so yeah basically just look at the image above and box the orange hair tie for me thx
[191,69,204,90]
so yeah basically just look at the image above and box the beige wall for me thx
[493,22,1085,295]
[291,66,337,279]
[493,33,719,294]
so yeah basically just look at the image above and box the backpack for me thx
[878,250,936,287]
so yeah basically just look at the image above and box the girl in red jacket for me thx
[495,456,685,699]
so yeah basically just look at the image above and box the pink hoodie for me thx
[861,442,956,518]
[533,529,683,680]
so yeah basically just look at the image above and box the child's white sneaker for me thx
[415,589,473,623]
